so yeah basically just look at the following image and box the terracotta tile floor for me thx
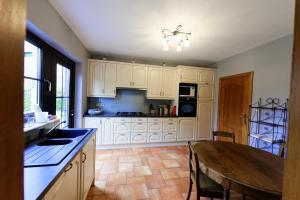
[87,146,245,200]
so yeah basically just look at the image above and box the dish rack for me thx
[248,98,288,154]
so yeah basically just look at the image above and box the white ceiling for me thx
[49,0,295,66]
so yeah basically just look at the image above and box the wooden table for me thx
[192,141,283,200]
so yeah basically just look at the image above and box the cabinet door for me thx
[147,67,162,98]
[131,122,147,133]
[198,85,214,100]
[116,63,132,87]
[104,63,117,97]
[102,118,113,145]
[82,135,96,200]
[162,67,177,99]
[198,70,215,84]
[179,68,198,83]
[147,132,162,143]
[163,121,177,132]
[196,101,213,140]
[43,153,81,200]
[132,65,147,88]
[114,133,131,144]
[131,132,147,144]
[88,61,105,96]
[162,132,177,142]
[148,122,163,133]
[177,118,196,141]
[84,118,101,145]
[114,122,131,133]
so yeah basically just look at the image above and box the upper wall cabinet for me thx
[116,63,147,89]
[87,60,116,98]
[178,66,199,83]
[147,66,177,99]
[198,70,215,85]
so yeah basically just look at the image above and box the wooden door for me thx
[198,85,214,100]
[177,118,196,141]
[218,72,253,144]
[197,101,213,140]
[198,70,215,84]
[104,63,117,97]
[179,68,198,83]
[132,65,147,88]
[88,61,105,96]
[116,63,132,87]
[147,67,162,98]
[162,67,177,99]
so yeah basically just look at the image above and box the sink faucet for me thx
[46,121,66,135]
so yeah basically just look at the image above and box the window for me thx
[56,64,71,127]
[24,41,42,113]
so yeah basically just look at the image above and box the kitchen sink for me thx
[47,129,89,139]
[37,139,73,146]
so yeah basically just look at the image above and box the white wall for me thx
[214,35,293,128]
[27,0,89,127]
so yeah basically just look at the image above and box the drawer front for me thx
[114,133,130,144]
[163,121,177,132]
[131,132,147,144]
[147,132,162,143]
[131,118,147,123]
[162,132,177,142]
[114,118,131,123]
[114,122,131,133]
[131,122,147,133]
[148,122,163,132]
[148,118,163,123]
[163,118,178,123]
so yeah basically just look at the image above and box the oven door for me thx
[178,102,197,117]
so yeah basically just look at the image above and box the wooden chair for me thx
[186,141,229,200]
[212,131,235,143]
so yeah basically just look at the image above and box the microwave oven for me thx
[179,83,197,98]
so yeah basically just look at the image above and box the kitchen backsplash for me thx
[87,89,173,113]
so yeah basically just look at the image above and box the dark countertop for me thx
[24,128,96,200]
[83,113,178,118]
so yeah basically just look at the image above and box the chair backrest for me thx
[278,142,286,158]
[188,141,200,185]
[212,131,235,143]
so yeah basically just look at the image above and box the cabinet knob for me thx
[64,163,73,172]
[82,152,87,163]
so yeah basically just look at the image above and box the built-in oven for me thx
[178,83,198,117]
[179,83,197,98]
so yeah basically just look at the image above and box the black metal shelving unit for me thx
[248,98,288,154]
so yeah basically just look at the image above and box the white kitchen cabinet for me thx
[81,134,96,200]
[116,63,132,87]
[148,122,163,133]
[163,118,177,132]
[84,118,102,145]
[147,66,177,99]
[177,118,196,141]
[162,132,177,142]
[102,118,114,145]
[147,66,162,98]
[114,133,131,144]
[131,132,147,144]
[116,63,148,88]
[147,132,162,143]
[114,122,131,133]
[87,61,105,96]
[43,153,81,200]
[87,60,117,98]
[131,122,147,133]
[132,65,148,88]
[197,101,213,140]
[198,85,214,100]
[198,70,215,84]
[178,67,199,83]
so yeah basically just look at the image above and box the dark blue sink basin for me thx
[47,129,89,139]
[37,139,73,146]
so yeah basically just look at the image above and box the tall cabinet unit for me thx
[87,60,117,97]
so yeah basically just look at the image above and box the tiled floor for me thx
[87,145,245,200]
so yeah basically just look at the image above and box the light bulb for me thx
[163,44,169,51]
[184,39,190,47]
[161,37,167,45]
[176,44,182,52]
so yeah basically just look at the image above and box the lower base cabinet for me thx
[114,133,131,144]
[43,134,96,200]
[131,132,147,144]
[147,132,162,143]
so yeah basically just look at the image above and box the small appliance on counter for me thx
[87,101,104,115]
[178,83,198,117]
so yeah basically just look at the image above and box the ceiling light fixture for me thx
[162,25,191,52]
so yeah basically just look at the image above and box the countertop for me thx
[83,113,178,118]
[24,128,96,200]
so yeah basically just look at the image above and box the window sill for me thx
[24,118,60,133]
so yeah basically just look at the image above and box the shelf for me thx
[250,120,286,127]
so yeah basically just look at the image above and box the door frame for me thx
[217,71,254,144]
